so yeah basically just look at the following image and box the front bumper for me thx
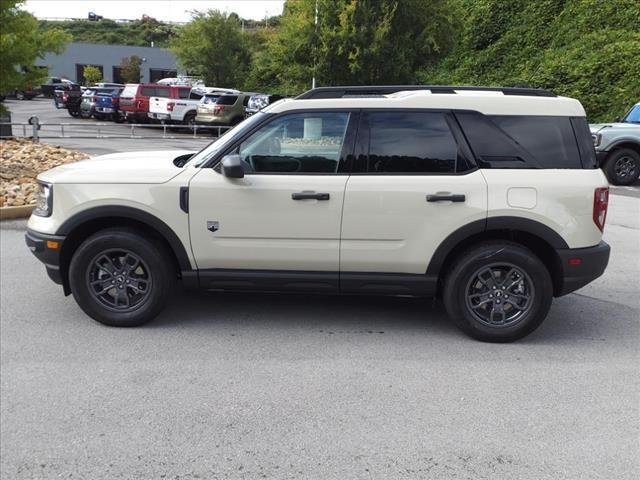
[555,241,610,296]
[25,229,66,287]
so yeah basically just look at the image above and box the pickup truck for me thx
[148,87,239,129]
[53,84,83,117]
[119,84,173,123]
[42,78,77,98]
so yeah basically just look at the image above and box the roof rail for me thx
[296,85,557,99]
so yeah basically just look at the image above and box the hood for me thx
[589,122,640,133]
[38,150,196,184]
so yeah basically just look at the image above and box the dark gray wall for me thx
[36,42,184,83]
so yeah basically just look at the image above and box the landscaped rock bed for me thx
[0,139,88,207]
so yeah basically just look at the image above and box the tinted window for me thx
[367,112,459,173]
[237,112,350,173]
[178,88,190,99]
[490,115,581,168]
[216,95,238,106]
[571,117,597,168]
[141,86,171,97]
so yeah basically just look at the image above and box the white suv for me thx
[25,86,610,342]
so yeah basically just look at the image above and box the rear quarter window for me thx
[456,112,584,169]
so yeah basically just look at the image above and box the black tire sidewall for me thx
[444,242,553,342]
[69,229,174,327]
[604,149,640,185]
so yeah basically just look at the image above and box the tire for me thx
[69,228,175,327]
[443,241,553,342]
[603,148,640,185]
[183,112,197,133]
[68,107,80,118]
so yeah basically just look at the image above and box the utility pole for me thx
[312,0,318,89]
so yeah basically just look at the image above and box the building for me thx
[36,42,184,84]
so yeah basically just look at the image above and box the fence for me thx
[0,117,233,141]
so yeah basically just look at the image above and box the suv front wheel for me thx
[443,241,553,342]
[69,228,175,327]
[603,148,640,186]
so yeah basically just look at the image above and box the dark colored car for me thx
[6,86,41,100]
[79,87,123,119]
[119,83,173,123]
[42,77,77,98]
[53,83,83,117]
[94,88,124,122]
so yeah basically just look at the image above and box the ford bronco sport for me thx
[25,85,610,342]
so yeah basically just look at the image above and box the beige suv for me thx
[195,93,253,126]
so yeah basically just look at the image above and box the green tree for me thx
[119,55,142,83]
[0,0,70,99]
[82,65,103,85]
[254,0,459,93]
[170,10,250,88]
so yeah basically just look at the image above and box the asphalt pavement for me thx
[1,193,639,479]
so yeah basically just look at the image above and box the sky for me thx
[22,0,286,23]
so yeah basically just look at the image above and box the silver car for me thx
[590,102,640,185]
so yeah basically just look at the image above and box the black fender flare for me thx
[56,205,193,271]
[426,216,569,275]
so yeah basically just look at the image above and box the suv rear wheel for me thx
[443,241,553,342]
[603,148,640,185]
[69,228,175,327]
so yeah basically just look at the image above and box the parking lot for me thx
[3,97,212,156]
[2,104,640,477]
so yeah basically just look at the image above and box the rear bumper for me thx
[148,112,170,121]
[25,229,66,287]
[555,241,610,296]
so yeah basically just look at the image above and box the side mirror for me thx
[221,154,244,178]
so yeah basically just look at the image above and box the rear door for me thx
[340,110,488,282]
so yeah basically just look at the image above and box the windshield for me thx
[622,104,640,124]
[201,95,220,104]
[186,112,268,167]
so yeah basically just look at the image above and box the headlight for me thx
[591,133,602,147]
[34,182,53,217]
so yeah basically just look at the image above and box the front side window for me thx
[237,112,350,174]
[366,112,461,174]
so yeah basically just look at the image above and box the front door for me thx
[188,110,356,289]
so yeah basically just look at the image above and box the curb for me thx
[0,205,34,220]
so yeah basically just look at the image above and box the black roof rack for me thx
[296,85,557,99]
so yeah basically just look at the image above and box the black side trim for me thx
[56,206,193,270]
[485,217,569,249]
[426,216,570,275]
[179,186,189,213]
[197,269,437,297]
[341,272,437,296]
[555,241,610,297]
[199,269,339,293]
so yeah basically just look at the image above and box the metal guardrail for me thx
[0,118,232,141]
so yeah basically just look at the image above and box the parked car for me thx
[119,83,173,123]
[41,77,76,98]
[53,83,83,117]
[79,87,123,119]
[25,85,610,342]
[590,102,640,185]
[196,93,255,127]
[245,94,285,117]
[94,87,125,122]
[148,87,239,129]
[157,77,205,88]
[6,86,41,100]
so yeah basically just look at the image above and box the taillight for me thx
[91,96,97,102]
[62,93,69,101]
[593,187,609,232]
[167,102,175,112]
[136,99,143,108]
[214,105,224,115]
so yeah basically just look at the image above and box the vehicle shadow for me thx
[150,287,639,347]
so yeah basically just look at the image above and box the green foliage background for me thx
[21,0,640,121]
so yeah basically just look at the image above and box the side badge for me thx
[207,221,219,233]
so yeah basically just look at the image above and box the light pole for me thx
[312,0,318,89]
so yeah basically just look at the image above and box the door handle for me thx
[426,194,466,203]
[292,191,330,201]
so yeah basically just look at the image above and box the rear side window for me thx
[366,112,461,174]
[456,112,584,169]
[178,88,190,99]
[141,86,171,97]
[121,85,138,97]
[216,95,238,106]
